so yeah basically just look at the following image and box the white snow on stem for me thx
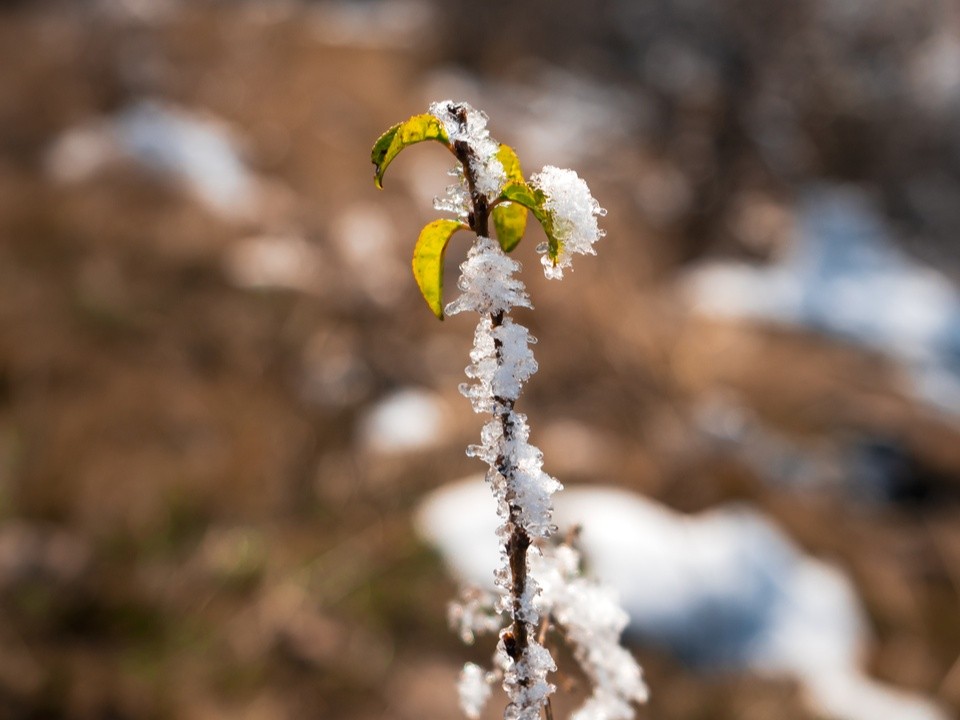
[531,544,650,719]
[460,316,538,414]
[430,100,506,204]
[445,236,532,317]
[530,166,607,279]
[426,99,635,720]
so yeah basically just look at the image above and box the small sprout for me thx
[370,105,594,315]
[370,102,644,720]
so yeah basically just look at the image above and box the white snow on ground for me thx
[223,234,321,292]
[45,99,258,219]
[416,478,948,720]
[683,184,960,416]
[359,388,447,454]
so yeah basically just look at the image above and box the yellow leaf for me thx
[412,219,467,319]
[372,114,450,189]
[492,145,528,252]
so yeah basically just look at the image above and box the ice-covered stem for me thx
[451,105,491,239]
[450,102,538,705]
[374,100,643,720]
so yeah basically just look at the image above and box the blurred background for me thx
[1,0,959,718]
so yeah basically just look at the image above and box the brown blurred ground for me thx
[0,2,958,719]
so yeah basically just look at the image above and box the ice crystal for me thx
[434,165,471,219]
[530,166,607,279]
[445,236,532,317]
[531,544,649,720]
[500,634,557,720]
[458,662,497,720]
[449,586,503,645]
[460,316,538,414]
[502,413,562,538]
[430,100,506,203]
[466,413,561,540]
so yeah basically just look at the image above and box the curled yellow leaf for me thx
[492,144,528,252]
[372,114,450,189]
[412,219,467,319]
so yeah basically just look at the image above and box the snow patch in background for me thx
[307,0,433,48]
[359,388,446,454]
[683,184,960,416]
[45,99,258,220]
[223,234,321,292]
[423,67,642,167]
[331,203,405,307]
[416,478,948,720]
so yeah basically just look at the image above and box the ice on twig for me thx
[430,100,506,203]
[446,237,532,317]
[532,545,649,720]
[449,586,502,645]
[530,166,606,279]
[424,100,639,720]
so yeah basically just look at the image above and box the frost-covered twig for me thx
[372,100,646,720]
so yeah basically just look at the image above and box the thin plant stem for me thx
[453,103,534,700]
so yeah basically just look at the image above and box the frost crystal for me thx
[460,316,538,414]
[530,166,607,279]
[458,662,496,720]
[430,100,506,203]
[434,164,471,219]
[449,586,503,644]
[499,633,556,720]
[531,544,649,720]
[446,236,532,317]
[501,413,562,539]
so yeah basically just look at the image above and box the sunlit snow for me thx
[417,478,948,720]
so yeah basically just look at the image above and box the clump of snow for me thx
[500,635,556,720]
[499,412,562,538]
[445,237,532,317]
[114,100,256,218]
[530,166,606,279]
[465,416,561,541]
[460,316,538,413]
[434,164,472,220]
[429,100,506,203]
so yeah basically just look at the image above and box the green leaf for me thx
[499,181,561,261]
[492,145,527,252]
[412,219,467,319]
[372,114,450,189]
